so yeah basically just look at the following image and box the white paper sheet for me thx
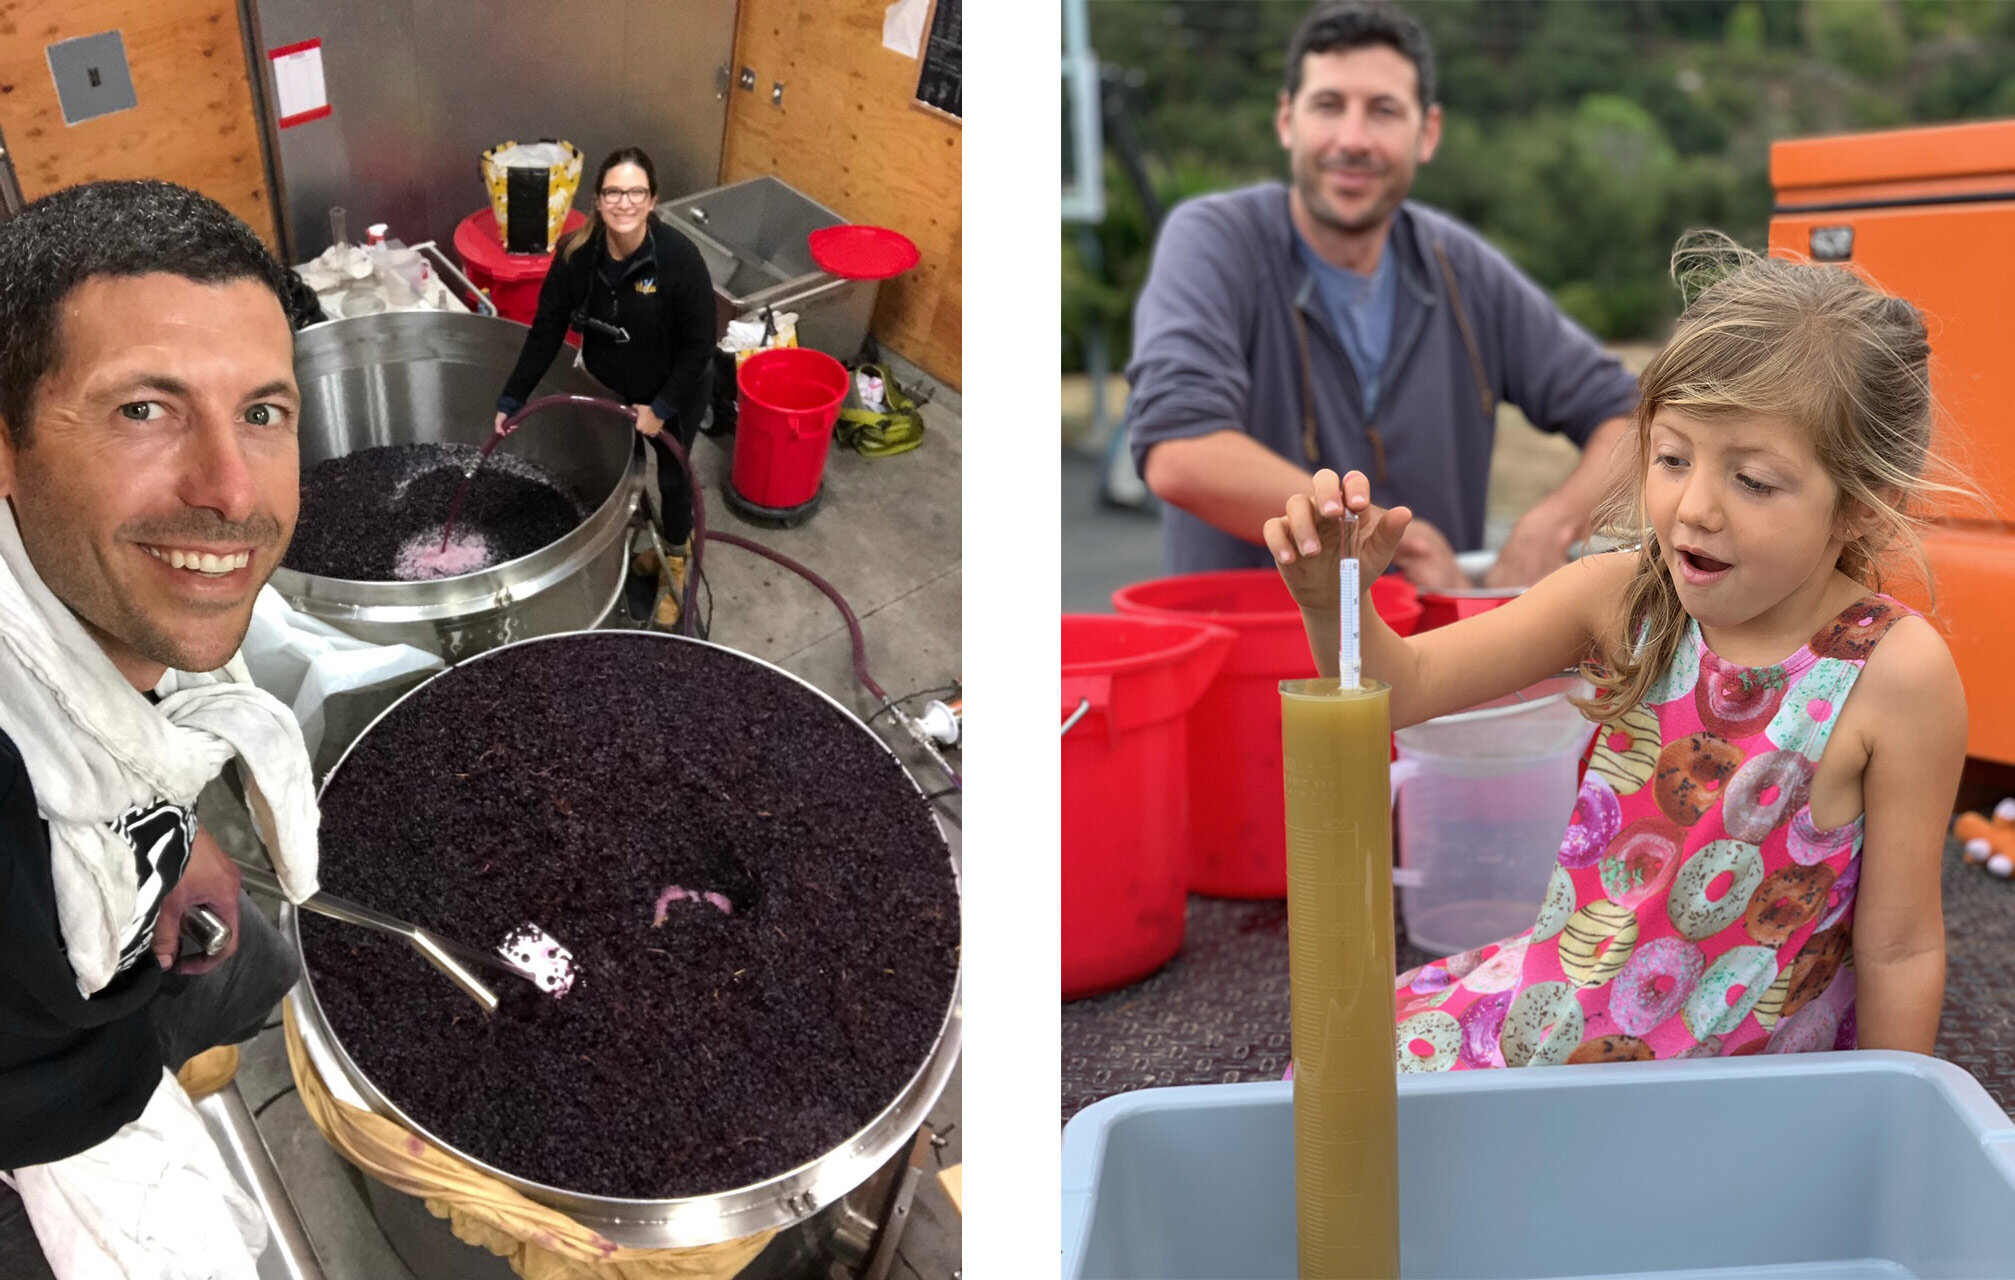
[883,0,927,58]
[271,43,327,124]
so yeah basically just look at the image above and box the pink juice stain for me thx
[395,530,495,581]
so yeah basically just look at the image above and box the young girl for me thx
[1266,240,1965,1069]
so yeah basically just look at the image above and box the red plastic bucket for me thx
[453,207,588,328]
[1111,569,1422,899]
[731,348,851,511]
[1416,587,1523,632]
[1062,614,1235,999]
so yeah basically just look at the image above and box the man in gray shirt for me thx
[1127,1,1640,588]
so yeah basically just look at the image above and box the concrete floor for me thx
[208,369,962,1280]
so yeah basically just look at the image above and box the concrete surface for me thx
[206,379,962,1279]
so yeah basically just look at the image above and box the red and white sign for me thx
[268,39,330,128]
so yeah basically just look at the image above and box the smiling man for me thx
[1126,1,1641,589]
[0,180,319,1276]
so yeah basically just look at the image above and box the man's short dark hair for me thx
[1284,2,1438,110]
[0,180,293,445]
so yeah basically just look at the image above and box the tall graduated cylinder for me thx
[1282,678,1399,1279]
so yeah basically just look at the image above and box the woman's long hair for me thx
[1577,231,1972,722]
[558,146,658,261]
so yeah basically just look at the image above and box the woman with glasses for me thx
[495,146,716,629]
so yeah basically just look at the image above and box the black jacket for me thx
[0,728,184,1168]
[497,220,717,435]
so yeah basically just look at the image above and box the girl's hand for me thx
[633,403,665,438]
[493,410,509,435]
[1262,470,1414,614]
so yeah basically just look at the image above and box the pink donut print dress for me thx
[1392,595,1910,1073]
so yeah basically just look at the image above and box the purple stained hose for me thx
[496,395,961,791]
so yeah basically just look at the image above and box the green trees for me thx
[1062,0,2015,369]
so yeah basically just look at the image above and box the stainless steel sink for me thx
[657,176,881,362]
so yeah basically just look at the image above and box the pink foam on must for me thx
[394,531,495,581]
[651,884,734,926]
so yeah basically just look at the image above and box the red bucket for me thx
[1111,569,1421,899]
[1416,586,1523,632]
[453,207,587,328]
[1062,614,1235,999]
[731,348,851,511]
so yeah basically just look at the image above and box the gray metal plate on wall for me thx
[46,31,138,126]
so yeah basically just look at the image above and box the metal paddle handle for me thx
[234,860,501,1014]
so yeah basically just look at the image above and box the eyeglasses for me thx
[599,187,652,205]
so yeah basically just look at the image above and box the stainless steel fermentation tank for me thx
[287,631,962,1276]
[269,311,644,662]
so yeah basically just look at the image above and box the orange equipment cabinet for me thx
[1770,119,2015,764]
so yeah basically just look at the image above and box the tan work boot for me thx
[652,538,692,630]
[175,1044,240,1101]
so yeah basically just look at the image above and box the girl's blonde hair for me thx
[1578,231,1964,721]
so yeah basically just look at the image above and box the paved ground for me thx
[206,356,963,1279]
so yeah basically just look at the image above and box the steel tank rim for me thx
[271,312,645,626]
[267,479,640,627]
[285,629,963,1249]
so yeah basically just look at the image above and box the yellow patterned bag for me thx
[480,140,585,252]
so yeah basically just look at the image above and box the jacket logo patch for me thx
[634,277,657,295]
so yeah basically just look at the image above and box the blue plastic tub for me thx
[1062,1053,2015,1278]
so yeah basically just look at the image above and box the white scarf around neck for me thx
[0,504,318,996]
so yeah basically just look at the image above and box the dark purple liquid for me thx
[285,444,582,581]
[441,429,512,550]
[302,634,960,1198]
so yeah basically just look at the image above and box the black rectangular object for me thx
[505,166,551,254]
[915,0,960,119]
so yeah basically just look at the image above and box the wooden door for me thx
[0,0,275,245]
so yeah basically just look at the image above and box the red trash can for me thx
[726,347,851,525]
[1063,614,1235,999]
[453,207,588,329]
[1112,569,1422,899]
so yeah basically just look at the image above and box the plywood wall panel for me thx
[0,0,275,246]
[721,0,961,387]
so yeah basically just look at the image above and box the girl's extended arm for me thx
[1264,469,1627,730]
[1851,617,1965,1055]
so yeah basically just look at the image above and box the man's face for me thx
[1276,45,1441,237]
[0,274,299,680]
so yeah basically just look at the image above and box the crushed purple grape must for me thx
[284,443,586,581]
[302,634,961,1198]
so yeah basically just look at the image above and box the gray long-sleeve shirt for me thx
[1125,185,1640,574]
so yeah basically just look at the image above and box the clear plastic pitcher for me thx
[1391,674,1597,955]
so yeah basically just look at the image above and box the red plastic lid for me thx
[808,226,919,280]
[453,207,588,281]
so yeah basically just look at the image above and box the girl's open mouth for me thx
[1678,548,1733,583]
